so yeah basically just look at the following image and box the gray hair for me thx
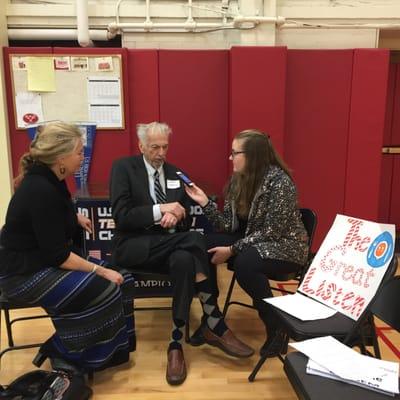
[137,122,172,144]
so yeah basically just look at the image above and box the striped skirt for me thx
[0,260,135,371]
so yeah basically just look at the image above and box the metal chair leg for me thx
[222,272,237,317]
[4,308,14,347]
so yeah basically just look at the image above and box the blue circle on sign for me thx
[366,231,394,268]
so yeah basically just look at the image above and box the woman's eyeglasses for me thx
[230,150,246,157]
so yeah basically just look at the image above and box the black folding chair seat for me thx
[248,255,398,381]
[284,352,400,400]
[284,273,400,399]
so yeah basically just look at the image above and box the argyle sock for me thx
[196,279,228,337]
[168,318,185,351]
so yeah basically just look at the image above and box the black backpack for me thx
[0,370,92,399]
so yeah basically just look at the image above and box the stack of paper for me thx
[290,336,399,396]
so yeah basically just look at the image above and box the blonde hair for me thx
[18,122,82,177]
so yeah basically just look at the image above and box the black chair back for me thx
[299,208,317,250]
[371,275,400,332]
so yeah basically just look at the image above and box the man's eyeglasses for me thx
[230,150,246,158]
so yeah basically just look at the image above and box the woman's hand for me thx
[97,266,124,285]
[77,213,92,234]
[185,184,209,207]
[208,246,233,265]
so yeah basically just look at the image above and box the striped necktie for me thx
[154,170,167,204]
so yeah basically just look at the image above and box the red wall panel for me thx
[344,49,390,221]
[285,50,354,249]
[388,64,400,228]
[127,49,160,155]
[379,63,396,222]
[158,50,229,199]
[230,46,287,154]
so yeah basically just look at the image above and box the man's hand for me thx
[208,246,233,265]
[160,202,186,221]
[160,212,178,228]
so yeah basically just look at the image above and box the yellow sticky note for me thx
[27,57,56,92]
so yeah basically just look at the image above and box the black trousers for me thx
[206,232,302,334]
[132,231,209,322]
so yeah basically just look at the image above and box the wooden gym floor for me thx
[1,263,399,399]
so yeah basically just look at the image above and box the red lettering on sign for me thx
[343,218,371,252]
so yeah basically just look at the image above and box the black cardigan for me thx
[0,164,78,276]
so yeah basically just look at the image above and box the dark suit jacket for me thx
[110,155,192,267]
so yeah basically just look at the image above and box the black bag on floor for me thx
[0,370,92,399]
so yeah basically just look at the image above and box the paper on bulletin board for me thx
[27,57,56,92]
[15,91,44,128]
[87,76,122,128]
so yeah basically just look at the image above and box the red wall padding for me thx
[158,50,229,199]
[379,63,397,223]
[127,49,160,154]
[4,47,393,247]
[388,64,400,228]
[344,49,390,221]
[285,50,354,249]
[230,46,287,154]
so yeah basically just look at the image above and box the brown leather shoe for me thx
[166,348,187,385]
[202,326,254,358]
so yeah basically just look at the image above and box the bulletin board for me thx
[9,53,125,130]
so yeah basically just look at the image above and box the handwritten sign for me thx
[299,215,395,320]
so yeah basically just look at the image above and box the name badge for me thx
[167,179,181,189]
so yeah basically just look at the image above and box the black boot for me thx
[257,305,288,357]
[33,339,85,377]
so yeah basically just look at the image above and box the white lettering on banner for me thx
[190,205,203,215]
[99,230,113,241]
[134,280,172,288]
[97,207,112,217]
[77,207,89,217]
[98,218,115,229]
[299,215,395,321]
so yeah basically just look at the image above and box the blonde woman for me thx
[0,122,135,375]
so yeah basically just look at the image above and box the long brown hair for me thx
[226,129,292,217]
[14,122,82,188]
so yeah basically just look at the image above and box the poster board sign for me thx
[299,215,395,320]
[9,54,124,130]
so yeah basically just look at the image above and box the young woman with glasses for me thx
[185,129,309,356]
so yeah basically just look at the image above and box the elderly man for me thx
[110,122,253,385]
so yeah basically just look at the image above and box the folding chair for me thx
[248,255,398,382]
[283,274,400,400]
[222,208,317,317]
[0,292,49,361]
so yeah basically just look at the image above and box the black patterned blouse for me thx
[202,165,309,265]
